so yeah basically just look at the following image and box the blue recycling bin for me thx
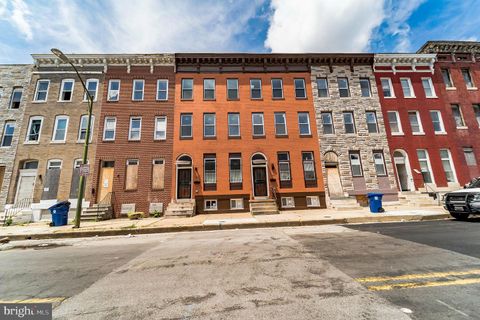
[367,193,384,213]
[49,201,71,226]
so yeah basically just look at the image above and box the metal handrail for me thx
[3,198,33,225]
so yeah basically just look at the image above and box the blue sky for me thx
[0,0,479,63]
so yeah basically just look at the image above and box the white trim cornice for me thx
[374,53,436,74]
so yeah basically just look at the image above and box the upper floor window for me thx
[365,111,378,133]
[132,79,144,101]
[103,117,116,141]
[400,78,415,98]
[203,79,215,100]
[9,87,23,109]
[250,79,262,99]
[408,111,423,134]
[359,78,371,97]
[343,112,355,134]
[52,115,69,142]
[451,104,466,128]
[128,117,142,140]
[380,78,394,98]
[228,113,240,137]
[463,147,477,166]
[441,69,454,88]
[107,80,120,101]
[302,152,316,181]
[154,116,167,140]
[338,77,349,97]
[59,79,74,102]
[156,79,168,101]
[349,151,363,177]
[26,116,43,143]
[373,151,387,176]
[252,113,264,136]
[1,121,15,147]
[181,79,193,100]
[473,104,480,127]
[462,69,475,88]
[203,113,216,138]
[321,112,334,134]
[387,111,402,134]
[316,78,329,97]
[294,79,306,98]
[274,112,287,136]
[84,79,99,101]
[78,114,94,142]
[298,112,311,135]
[429,110,445,134]
[421,78,436,98]
[34,80,49,102]
[227,79,239,100]
[180,114,192,138]
[271,79,283,99]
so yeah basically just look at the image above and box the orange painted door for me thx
[97,167,114,202]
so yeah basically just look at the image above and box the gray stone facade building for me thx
[0,65,32,214]
[310,62,398,204]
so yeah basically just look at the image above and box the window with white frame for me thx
[228,113,240,137]
[204,155,216,185]
[281,197,295,208]
[203,113,216,137]
[338,77,350,97]
[204,199,218,211]
[252,113,264,136]
[462,69,475,88]
[343,112,355,134]
[34,80,49,102]
[316,78,329,97]
[47,159,62,169]
[321,112,334,134]
[463,147,477,166]
[441,69,454,88]
[154,116,167,140]
[274,112,287,136]
[417,149,433,183]
[78,115,94,142]
[107,79,120,101]
[229,154,242,183]
[381,78,394,98]
[84,79,98,101]
[306,196,320,207]
[429,110,445,134]
[421,78,436,98]
[298,112,311,135]
[271,78,283,99]
[26,116,43,143]
[156,79,168,101]
[349,151,363,177]
[103,117,116,141]
[359,78,371,97]
[408,111,423,134]
[181,79,193,99]
[278,152,291,183]
[474,104,480,127]
[451,104,466,128]
[366,111,378,133]
[129,117,142,140]
[52,115,69,142]
[203,79,215,100]
[250,79,262,99]
[302,151,316,181]
[373,151,387,176]
[230,199,244,210]
[59,79,74,102]
[132,79,144,101]
[294,78,306,98]
[400,78,414,98]
[439,149,457,183]
[387,111,402,134]
[1,121,15,147]
[180,114,192,138]
[227,79,239,100]
[9,87,23,108]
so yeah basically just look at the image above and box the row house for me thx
[0,65,32,214]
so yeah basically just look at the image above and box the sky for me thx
[0,0,479,64]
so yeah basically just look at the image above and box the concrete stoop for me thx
[165,200,196,218]
[81,205,112,221]
[329,197,363,211]
[249,199,279,215]
[396,192,441,207]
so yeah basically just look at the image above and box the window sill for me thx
[391,132,405,136]
[180,136,193,140]
[272,97,285,100]
[295,97,307,100]
[155,99,169,102]
[228,136,241,139]
[446,87,457,91]
[31,101,47,103]
[250,98,263,101]
[180,98,194,101]
[434,132,447,135]
[384,96,396,99]
[404,96,417,99]
[203,136,217,140]
[467,87,478,91]
[102,139,115,142]
[456,126,468,130]
[24,141,40,145]
[57,100,72,103]
[50,141,66,144]
[300,134,313,138]
[276,134,289,138]
[153,138,167,142]
[227,98,240,101]
[0,146,12,148]
[425,96,438,99]
[412,132,426,135]
[203,99,216,101]
[252,135,266,139]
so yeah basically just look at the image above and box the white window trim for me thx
[343,112,356,134]
[338,77,350,97]
[421,77,437,98]
[400,77,415,98]
[373,151,387,176]
[321,112,334,135]
[83,79,99,102]
[294,78,307,98]
[103,117,117,141]
[77,115,95,143]
[430,110,446,135]
[462,69,476,89]
[58,79,75,102]
[250,79,262,99]
[281,196,295,208]
[1,121,15,148]
[228,113,241,137]
[366,111,379,134]
[107,79,121,102]
[180,114,193,138]
[387,111,403,135]
[271,78,284,99]
[440,149,458,183]
[154,116,167,140]
[132,79,145,101]
[452,105,467,129]
[203,113,216,137]
[409,111,425,135]
[359,78,372,97]
[51,115,69,143]
[229,156,242,183]
[298,112,311,135]
[9,87,23,109]
[252,113,265,136]
[129,117,142,140]
[204,157,217,184]
[204,199,218,211]
[227,79,239,99]
[306,196,321,207]
[417,149,436,185]
[33,79,50,102]
[47,159,63,169]
[316,78,330,98]
[442,69,455,89]
[203,79,216,100]
[380,78,395,98]
[230,198,244,210]
[274,112,288,136]
[25,116,44,144]
[156,79,169,101]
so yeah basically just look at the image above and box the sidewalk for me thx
[0,207,450,241]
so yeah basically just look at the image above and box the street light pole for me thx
[51,48,94,228]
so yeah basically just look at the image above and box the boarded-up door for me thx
[98,166,114,202]
[15,171,36,203]
[327,167,343,198]
[70,166,81,198]
[41,168,61,200]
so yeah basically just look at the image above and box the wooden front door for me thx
[326,166,343,198]
[177,168,192,199]
[97,166,114,202]
[253,167,267,197]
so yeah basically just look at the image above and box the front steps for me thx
[165,200,196,218]
[397,191,441,207]
[249,199,279,215]
[329,197,363,211]
[81,205,112,221]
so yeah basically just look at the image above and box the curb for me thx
[2,213,450,241]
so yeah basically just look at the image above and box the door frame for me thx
[175,154,193,201]
[393,149,414,191]
[97,160,115,202]
[250,152,269,199]
[15,169,37,203]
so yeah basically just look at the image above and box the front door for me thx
[396,163,410,191]
[15,170,36,203]
[41,168,61,200]
[253,167,267,197]
[97,163,114,202]
[326,166,343,198]
[177,168,192,199]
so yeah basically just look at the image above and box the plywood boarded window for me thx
[152,159,165,190]
[125,159,139,190]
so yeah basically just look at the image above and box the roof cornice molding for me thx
[374,53,436,74]
[417,41,480,54]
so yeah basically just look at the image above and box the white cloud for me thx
[265,0,385,52]
[6,0,33,40]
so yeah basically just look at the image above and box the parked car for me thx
[444,177,480,220]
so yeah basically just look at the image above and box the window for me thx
[107,80,120,101]
[302,152,316,181]
[463,148,477,166]
[451,104,465,128]
[422,78,436,98]
[181,79,193,99]
[387,111,402,134]
[408,111,423,134]
[360,78,371,97]
[274,112,287,136]
[156,79,168,101]
[316,78,329,97]
[47,159,62,169]
[474,104,480,127]
[59,79,74,102]
[23,160,38,169]
[132,79,144,101]
[429,111,445,134]
[230,199,244,210]
[343,112,355,134]
[298,112,311,135]
[204,155,216,185]
[373,151,386,176]
[441,69,453,88]
[271,79,283,99]
[52,115,69,142]
[203,79,215,100]
[227,79,239,100]
[349,151,363,177]
[180,114,192,138]
[338,77,349,97]
[78,115,94,142]
[9,88,23,108]
[1,121,15,147]
[204,199,218,211]
[278,152,291,185]
[306,196,320,207]
[462,69,474,88]
[26,116,43,142]
[440,149,456,183]
[321,112,334,134]
[229,154,242,183]
[294,78,306,98]
[400,78,414,98]
[228,113,240,137]
[129,117,142,140]
[152,159,165,190]
[252,113,264,136]
[381,78,394,98]
[366,111,378,133]
[154,116,167,140]
[417,149,433,183]
[103,117,116,141]
[250,79,262,99]
[203,113,216,138]
[125,159,139,190]
[281,197,295,208]
[34,80,49,102]
[84,79,98,101]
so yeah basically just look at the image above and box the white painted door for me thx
[15,171,36,203]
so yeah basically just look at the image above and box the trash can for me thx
[367,193,384,213]
[48,201,71,226]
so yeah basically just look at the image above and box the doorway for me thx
[15,160,38,203]
[251,153,268,198]
[393,150,413,191]
[176,155,192,200]
[97,161,114,202]
[324,152,343,198]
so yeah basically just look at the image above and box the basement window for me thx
[204,199,218,211]
[281,197,295,208]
